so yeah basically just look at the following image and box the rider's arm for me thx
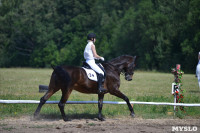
[91,44,102,59]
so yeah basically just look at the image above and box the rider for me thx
[84,33,106,94]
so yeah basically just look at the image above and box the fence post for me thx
[172,64,181,115]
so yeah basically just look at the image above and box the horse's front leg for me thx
[98,94,105,121]
[111,90,135,117]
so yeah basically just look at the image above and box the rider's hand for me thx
[94,57,99,60]
[100,57,105,61]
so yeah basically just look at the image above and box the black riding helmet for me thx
[87,33,96,40]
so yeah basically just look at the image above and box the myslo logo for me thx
[172,126,198,132]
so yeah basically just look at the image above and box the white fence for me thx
[1,100,200,107]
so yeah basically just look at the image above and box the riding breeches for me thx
[86,59,104,76]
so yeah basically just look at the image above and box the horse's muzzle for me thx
[127,78,132,81]
[125,75,132,81]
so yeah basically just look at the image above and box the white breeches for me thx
[196,64,200,89]
[86,59,104,75]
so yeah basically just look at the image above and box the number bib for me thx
[82,67,98,81]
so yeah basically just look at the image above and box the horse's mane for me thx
[108,55,134,64]
[103,55,135,74]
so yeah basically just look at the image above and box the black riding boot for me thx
[98,74,107,94]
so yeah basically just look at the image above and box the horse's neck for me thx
[109,59,127,70]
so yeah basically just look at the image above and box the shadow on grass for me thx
[37,113,100,121]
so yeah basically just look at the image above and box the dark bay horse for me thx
[34,55,137,121]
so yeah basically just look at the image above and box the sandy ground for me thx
[0,116,199,133]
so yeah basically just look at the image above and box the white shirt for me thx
[196,60,200,77]
[84,41,94,60]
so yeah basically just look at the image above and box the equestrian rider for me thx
[84,33,106,94]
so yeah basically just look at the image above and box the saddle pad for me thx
[82,67,97,81]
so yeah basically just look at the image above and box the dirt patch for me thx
[0,116,199,133]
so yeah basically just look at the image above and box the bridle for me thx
[106,60,135,76]
[121,62,135,76]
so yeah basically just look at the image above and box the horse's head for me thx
[123,56,137,81]
[109,55,137,81]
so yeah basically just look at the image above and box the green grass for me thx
[0,68,200,120]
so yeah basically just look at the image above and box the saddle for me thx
[82,62,106,82]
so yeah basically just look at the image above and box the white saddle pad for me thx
[82,67,98,81]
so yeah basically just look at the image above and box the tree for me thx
[0,0,199,72]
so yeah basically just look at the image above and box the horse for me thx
[34,55,137,121]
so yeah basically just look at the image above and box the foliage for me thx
[0,0,200,71]
[171,68,184,102]
[171,66,186,118]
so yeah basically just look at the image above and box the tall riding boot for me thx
[98,74,107,94]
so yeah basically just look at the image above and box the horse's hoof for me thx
[130,113,135,118]
[33,114,39,120]
[63,117,71,122]
[32,116,39,121]
[98,117,105,121]
[33,116,39,120]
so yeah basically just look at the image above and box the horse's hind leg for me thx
[34,88,58,118]
[58,88,72,121]
[111,90,135,117]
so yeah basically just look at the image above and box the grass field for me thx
[0,68,200,120]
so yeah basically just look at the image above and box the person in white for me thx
[196,52,200,90]
[84,33,106,94]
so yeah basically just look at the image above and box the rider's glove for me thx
[100,57,105,61]
[94,57,99,60]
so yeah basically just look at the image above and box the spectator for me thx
[196,52,200,90]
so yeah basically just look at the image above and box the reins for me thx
[105,62,126,75]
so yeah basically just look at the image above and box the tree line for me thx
[0,0,200,72]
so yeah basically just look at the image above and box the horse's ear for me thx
[51,65,55,70]
[134,55,139,61]
[133,56,137,61]
[133,56,139,66]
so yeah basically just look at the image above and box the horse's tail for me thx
[52,65,71,88]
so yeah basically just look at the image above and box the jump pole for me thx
[1,100,200,107]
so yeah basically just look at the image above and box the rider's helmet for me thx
[87,33,96,41]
